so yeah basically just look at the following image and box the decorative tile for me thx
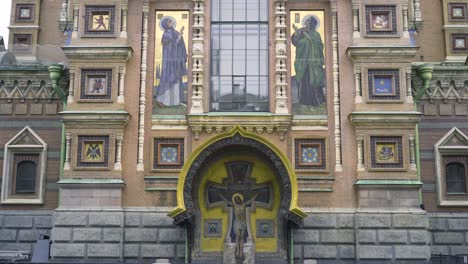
[80,70,112,100]
[204,219,222,238]
[15,4,34,22]
[256,219,274,238]
[84,6,115,36]
[370,136,403,169]
[77,136,109,168]
[368,70,400,100]
[449,3,467,20]
[452,34,468,51]
[13,34,32,52]
[295,139,326,170]
[153,138,184,169]
[365,6,397,35]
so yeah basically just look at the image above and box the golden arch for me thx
[168,126,306,224]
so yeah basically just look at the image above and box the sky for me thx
[0,0,12,48]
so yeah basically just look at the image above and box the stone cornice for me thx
[347,46,419,63]
[59,110,131,127]
[186,113,292,140]
[349,111,422,127]
[62,46,133,62]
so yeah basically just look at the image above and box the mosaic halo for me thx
[159,16,177,31]
[302,14,320,29]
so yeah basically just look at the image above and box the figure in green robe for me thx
[292,16,325,106]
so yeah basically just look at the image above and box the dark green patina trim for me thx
[355,179,423,186]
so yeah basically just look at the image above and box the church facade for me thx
[0,0,468,263]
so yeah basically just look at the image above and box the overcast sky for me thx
[0,0,12,48]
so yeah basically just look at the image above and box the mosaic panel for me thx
[153,138,184,169]
[80,70,112,100]
[256,219,274,238]
[204,219,222,238]
[84,6,115,36]
[77,136,109,168]
[370,136,403,169]
[295,139,326,170]
[368,70,400,100]
[15,4,34,22]
[365,5,397,35]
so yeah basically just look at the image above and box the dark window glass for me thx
[15,160,36,193]
[446,162,466,194]
[210,0,269,112]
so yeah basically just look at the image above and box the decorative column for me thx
[409,134,416,171]
[402,4,409,38]
[406,67,414,103]
[67,68,75,103]
[357,136,365,171]
[64,133,71,170]
[352,3,360,38]
[414,0,422,22]
[115,134,123,170]
[332,1,343,172]
[118,66,125,103]
[354,66,362,103]
[120,2,128,38]
[274,0,289,114]
[137,4,149,171]
[190,0,205,114]
[60,0,68,22]
[72,4,79,39]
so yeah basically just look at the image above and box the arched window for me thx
[446,162,466,194]
[15,160,37,193]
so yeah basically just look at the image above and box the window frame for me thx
[444,160,467,195]
[1,126,47,205]
[209,0,270,112]
[435,127,468,206]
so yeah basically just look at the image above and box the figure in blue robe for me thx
[156,17,188,107]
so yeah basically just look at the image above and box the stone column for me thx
[72,4,79,39]
[409,134,416,171]
[118,66,125,103]
[137,4,149,171]
[115,134,123,171]
[64,133,71,170]
[274,0,289,114]
[67,69,75,103]
[190,0,205,114]
[60,0,68,22]
[414,0,422,22]
[354,66,362,103]
[352,3,360,38]
[403,4,409,38]
[332,1,343,172]
[357,136,365,171]
[120,3,128,38]
[406,67,414,103]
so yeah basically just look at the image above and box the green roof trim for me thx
[188,112,291,117]
[152,115,187,120]
[355,179,423,186]
[57,178,125,185]
[296,176,335,181]
[292,115,328,120]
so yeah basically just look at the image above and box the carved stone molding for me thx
[186,113,292,140]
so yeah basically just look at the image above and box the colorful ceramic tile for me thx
[81,141,105,163]
[372,75,395,96]
[365,6,397,35]
[299,144,321,166]
[455,38,466,48]
[256,219,274,238]
[375,142,399,164]
[84,6,115,35]
[80,70,112,100]
[450,3,467,19]
[153,138,184,169]
[370,136,403,169]
[77,136,110,168]
[370,11,392,31]
[204,219,222,238]
[90,12,111,31]
[16,4,34,21]
[295,139,326,170]
[160,144,179,164]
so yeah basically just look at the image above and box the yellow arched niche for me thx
[199,154,280,252]
[168,126,306,222]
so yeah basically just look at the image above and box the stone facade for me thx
[0,0,468,263]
